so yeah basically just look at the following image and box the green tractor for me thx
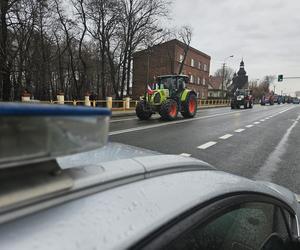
[136,75,198,121]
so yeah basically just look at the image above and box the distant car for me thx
[1,103,300,250]
[275,95,283,104]
[261,95,274,105]
[293,98,300,104]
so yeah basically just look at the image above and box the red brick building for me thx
[132,39,211,99]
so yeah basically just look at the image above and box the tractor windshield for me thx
[157,77,176,90]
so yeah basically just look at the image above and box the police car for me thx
[0,103,300,250]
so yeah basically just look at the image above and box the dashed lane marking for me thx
[246,125,254,128]
[234,128,245,133]
[197,141,217,149]
[180,153,191,157]
[260,119,265,122]
[219,134,233,140]
[254,122,260,124]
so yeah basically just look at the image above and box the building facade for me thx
[208,76,224,98]
[132,39,211,99]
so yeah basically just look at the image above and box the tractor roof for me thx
[156,74,189,79]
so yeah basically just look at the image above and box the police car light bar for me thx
[0,103,111,169]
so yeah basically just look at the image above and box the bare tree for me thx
[71,0,89,94]
[0,0,21,100]
[177,25,192,75]
[214,66,234,89]
[0,0,172,101]
[54,0,80,98]
[119,0,169,97]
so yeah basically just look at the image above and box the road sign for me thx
[278,74,283,82]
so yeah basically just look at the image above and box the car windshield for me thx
[1,0,300,249]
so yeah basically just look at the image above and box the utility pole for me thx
[221,63,225,98]
[221,55,234,98]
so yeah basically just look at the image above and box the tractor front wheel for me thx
[181,93,197,118]
[136,101,152,120]
[160,99,178,121]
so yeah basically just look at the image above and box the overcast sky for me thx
[169,0,300,95]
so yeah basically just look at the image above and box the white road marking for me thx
[254,114,300,181]
[254,121,260,124]
[180,153,191,157]
[234,128,245,133]
[197,141,217,149]
[260,119,265,122]
[246,125,254,128]
[219,134,233,140]
[109,110,246,136]
[110,117,138,123]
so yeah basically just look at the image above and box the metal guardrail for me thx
[32,99,230,111]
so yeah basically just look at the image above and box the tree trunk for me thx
[126,54,131,96]
[0,0,11,101]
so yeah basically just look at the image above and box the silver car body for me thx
[0,142,299,250]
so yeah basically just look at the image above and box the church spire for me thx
[238,59,246,76]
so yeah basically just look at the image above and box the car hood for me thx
[56,142,160,169]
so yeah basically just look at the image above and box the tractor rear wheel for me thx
[136,100,152,120]
[160,99,178,121]
[181,93,197,118]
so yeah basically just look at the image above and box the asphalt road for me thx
[109,104,300,194]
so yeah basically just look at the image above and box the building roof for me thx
[208,76,223,90]
[133,39,211,59]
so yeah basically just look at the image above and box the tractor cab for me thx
[156,75,189,95]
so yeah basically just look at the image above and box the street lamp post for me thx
[221,55,234,98]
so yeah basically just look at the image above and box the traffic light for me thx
[278,74,283,82]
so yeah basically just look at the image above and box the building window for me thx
[203,78,206,85]
[190,75,194,84]
[179,54,184,63]
[203,64,208,71]
[197,77,200,85]
[191,58,194,67]
[198,62,201,69]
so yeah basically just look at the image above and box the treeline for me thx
[0,0,171,101]
[250,75,275,100]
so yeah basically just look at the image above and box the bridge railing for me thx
[32,97,230,111]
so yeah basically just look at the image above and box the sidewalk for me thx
[112,104,230,117]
